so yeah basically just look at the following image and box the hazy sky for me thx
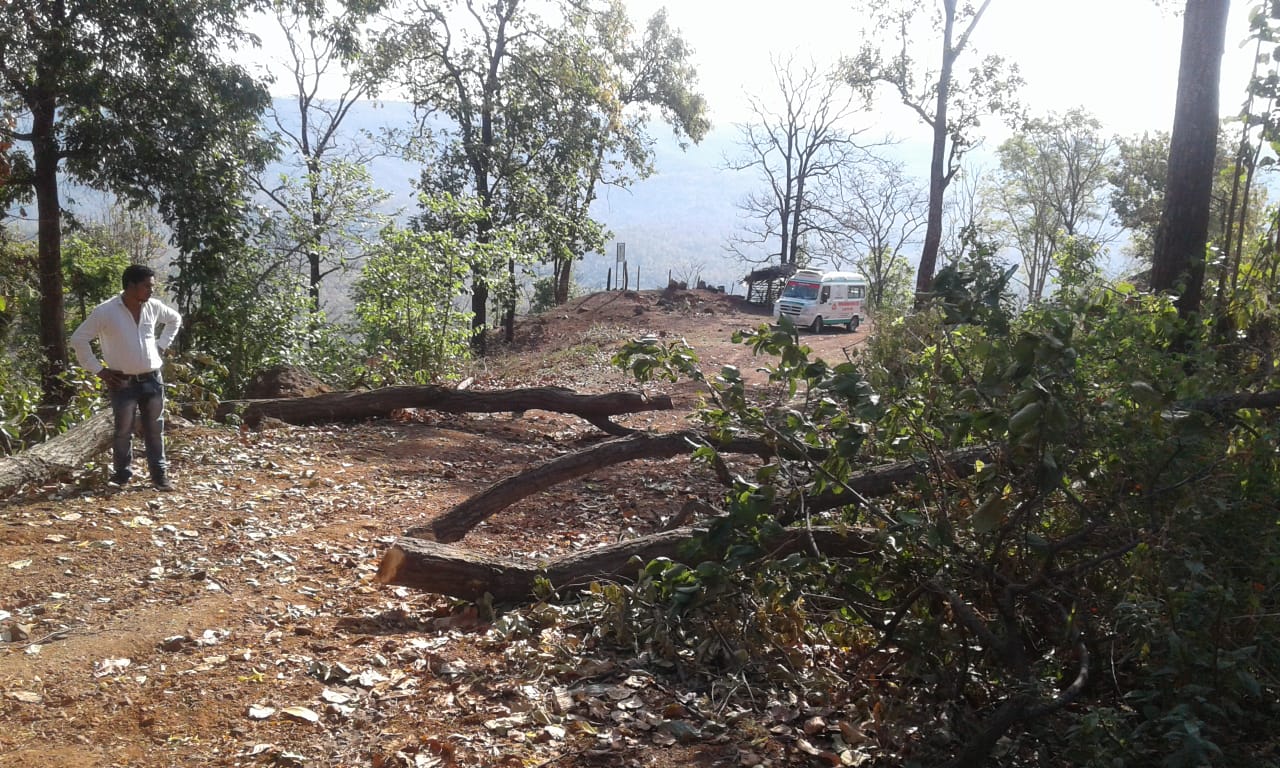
[248,0,1260,142]
[617,0,1258,138]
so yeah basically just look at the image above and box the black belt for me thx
[120,371,159,382]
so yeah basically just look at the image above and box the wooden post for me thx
[607,268,612,291]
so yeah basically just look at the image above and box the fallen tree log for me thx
[791,445,998,521]
[1184,389,1280,415]
[0,410,114,500]
[410,430,772,543]
[378,525,877,601]
[411,431,994,543]
[213,385,672,435]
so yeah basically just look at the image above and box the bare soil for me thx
[0,289,869,768]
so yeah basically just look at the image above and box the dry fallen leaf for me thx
[5,691,42,704]
[248,705,276,720]
[282,706,320,723]
[93,658,132,677]
[321,689,352,705]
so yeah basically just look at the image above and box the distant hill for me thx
[306,99,773,293]
[10,99,930,300]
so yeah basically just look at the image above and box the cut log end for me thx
[376,545,406,585]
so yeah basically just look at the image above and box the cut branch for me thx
[1183,388,1280,415]
[409,430,772,543]
[0,411,114,499]
[377,525,876,601]
[212,385,672,432]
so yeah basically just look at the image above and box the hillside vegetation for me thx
[3,286,1278,767]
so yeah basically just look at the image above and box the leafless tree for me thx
[725,56,870,268]
[939,164,998,266]
[834,159,927,309]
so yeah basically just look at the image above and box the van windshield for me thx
[781,281,819,300]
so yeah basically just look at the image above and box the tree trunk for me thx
[554,256,571,306]
[471,273,489,355]
[213,385,672,432]
[377,525,875,601]
[32,94,71,412]
[503,255,516,342]
[915,0,956,305]
[414,433,993,544]
[1149,0,1230,318]
[0,411,114,499]
[412,430,773,543]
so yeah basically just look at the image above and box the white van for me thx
[773,269,868,333]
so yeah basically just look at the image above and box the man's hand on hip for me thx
[98,369,125,390]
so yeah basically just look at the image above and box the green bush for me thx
[605,278,1279,765]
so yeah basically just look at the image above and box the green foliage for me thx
[530,275,584,315]
[378,0,708,338]
[929,230,1018,332]
[0,234,120,449]
[174,246,320,398]
[353,199,485,383]
[601,275,1280,763]
[994,109,1112,303]
[857,245,915,318]
[60,232,131,328]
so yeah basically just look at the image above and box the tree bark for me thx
[915,0,957,304]
[213,385,672,433]
[32,92,71,412]
[0,411,114,499]
[411,430,773,543]
[1150,0,1230,317]
[413,431,993,544]
[794,444,996,521]
[377,525,876,601]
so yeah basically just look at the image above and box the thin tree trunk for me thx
[33,95,71,412]
[412,430,772,542]
[915,0,955,305]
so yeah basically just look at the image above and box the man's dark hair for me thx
[122,264,156,290]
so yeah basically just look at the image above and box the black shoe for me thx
[109,471,131,487]
[153,477,175,492]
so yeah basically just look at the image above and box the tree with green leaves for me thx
[353,195,502,383]
[376,0,706,352]
[538,3,708,308]
[257,0,390,317]
[843,0,1021,303]
[1109,130,1234,265]
[994,109,1114,303]
[0,0,273,410]
[727,56,867,269]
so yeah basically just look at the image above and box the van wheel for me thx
[846,316,860,333]
[810,316,823,334]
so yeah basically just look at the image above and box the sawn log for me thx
[0,410,114,499]
[214,385,672,435]
[410,430,772,543]
[377,525,877,602]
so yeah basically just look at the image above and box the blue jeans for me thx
[109,372,167,481]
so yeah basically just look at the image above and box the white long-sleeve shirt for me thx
[70,294,182,375]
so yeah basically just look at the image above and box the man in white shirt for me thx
[70,264,183,491]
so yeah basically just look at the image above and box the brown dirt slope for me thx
[0,289,871,768]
